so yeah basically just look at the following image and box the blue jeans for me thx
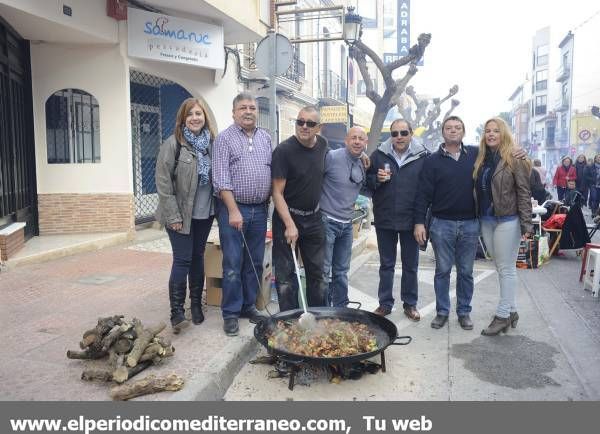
[167,217,214,288]
[216,200,267,319]
[480,217,521,318]
[375,227,419,310]
[322,215,353,307]
[429,217,480,316]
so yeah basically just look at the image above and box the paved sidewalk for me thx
[0,235,259,401]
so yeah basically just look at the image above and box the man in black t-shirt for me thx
[272,106,329,311]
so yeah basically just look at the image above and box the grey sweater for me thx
[319,148,364,222]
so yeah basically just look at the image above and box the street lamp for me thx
[343,6,362,45]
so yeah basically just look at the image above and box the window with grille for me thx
[46,89,100,164]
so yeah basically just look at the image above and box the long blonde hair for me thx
[473,117,516,179]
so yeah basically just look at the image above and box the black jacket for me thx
[575,161,588,190]
[365,139,429,231]
[584,164,598,188]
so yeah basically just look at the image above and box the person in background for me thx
[552,156,576,201]
[533,159,547,188]
[473,117,532,336]
[320,127,369,307]
[564,179,585,208]
[584,154,600,213]
[530,164,549,205]
[365,119,429,321]
[212,93,271,337]
[155,97,216,334]
[575,154,588,207]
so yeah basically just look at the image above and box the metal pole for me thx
[269,29,278,146]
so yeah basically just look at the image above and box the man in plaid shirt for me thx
[212,93,272,336]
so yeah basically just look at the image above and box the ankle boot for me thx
[481,316,510,336]
[189,282,204,325]
[509,312,519,328]
[169,281,190,334]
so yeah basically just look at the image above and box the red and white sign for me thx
[579,129,591,141]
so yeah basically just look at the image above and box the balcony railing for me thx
[282,54,305,83]
[556,64,571,82]
[554,96,569,112]
[321,70,346,101]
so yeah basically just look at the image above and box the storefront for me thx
[0,1,265,240]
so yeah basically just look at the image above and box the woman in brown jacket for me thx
[473,117,533,336]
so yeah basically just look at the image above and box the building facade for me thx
[0,0,268,241]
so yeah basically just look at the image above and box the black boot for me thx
[189,281,204,325]
[169,281,190,334]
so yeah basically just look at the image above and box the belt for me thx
[289,204,320,216]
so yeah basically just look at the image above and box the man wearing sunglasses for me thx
[319,126,369,307]
[365,119,429,321]
[272,106,329,311]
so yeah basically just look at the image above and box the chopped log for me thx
[101,324,130,353]
[138,344,164,363]
[81,368,113,382]
[79,333,97,350]
[112,360,152,384]
[121,331,137,340]
[78,315,124,355]
[114,338,134,355]
[152,335,172,349]
[126,322,166,368]
[110,374,184,400]
[67,349,92,359]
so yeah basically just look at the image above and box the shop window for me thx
[46,89,100,163]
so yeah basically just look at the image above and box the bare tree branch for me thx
[353,40,394,89]
[385,33,431,71]
[350,45,382,105]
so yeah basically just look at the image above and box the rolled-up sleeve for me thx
[212,133,232,194]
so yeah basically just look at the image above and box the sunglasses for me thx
[391,130,410,137]
[296,119,319,128]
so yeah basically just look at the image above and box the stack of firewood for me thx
[67,315,183,400]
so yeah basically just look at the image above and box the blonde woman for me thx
[155,98,216,333]
[473,117,533,336]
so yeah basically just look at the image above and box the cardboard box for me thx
[206,277,223,306]
[204,238,273,307]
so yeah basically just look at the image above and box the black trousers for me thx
[272,211,327,312]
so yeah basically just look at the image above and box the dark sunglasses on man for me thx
[391,130,410,137]
[296,119,319,128]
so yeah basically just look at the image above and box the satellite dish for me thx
[255,33,293,77]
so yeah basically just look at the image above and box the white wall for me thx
[30,20,241,195]
[0,0,117,43]
[31,42,132,194]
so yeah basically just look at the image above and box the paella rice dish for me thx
[267,318,378,357]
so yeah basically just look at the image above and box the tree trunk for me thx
[367,103,391,154]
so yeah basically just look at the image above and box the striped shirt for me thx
[212,124,272,204]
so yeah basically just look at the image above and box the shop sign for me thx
[128,8,224,70]
[320,106,348,124]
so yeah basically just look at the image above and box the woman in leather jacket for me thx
[473,117,533,336]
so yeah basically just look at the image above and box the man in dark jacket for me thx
[365,119,428,321]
